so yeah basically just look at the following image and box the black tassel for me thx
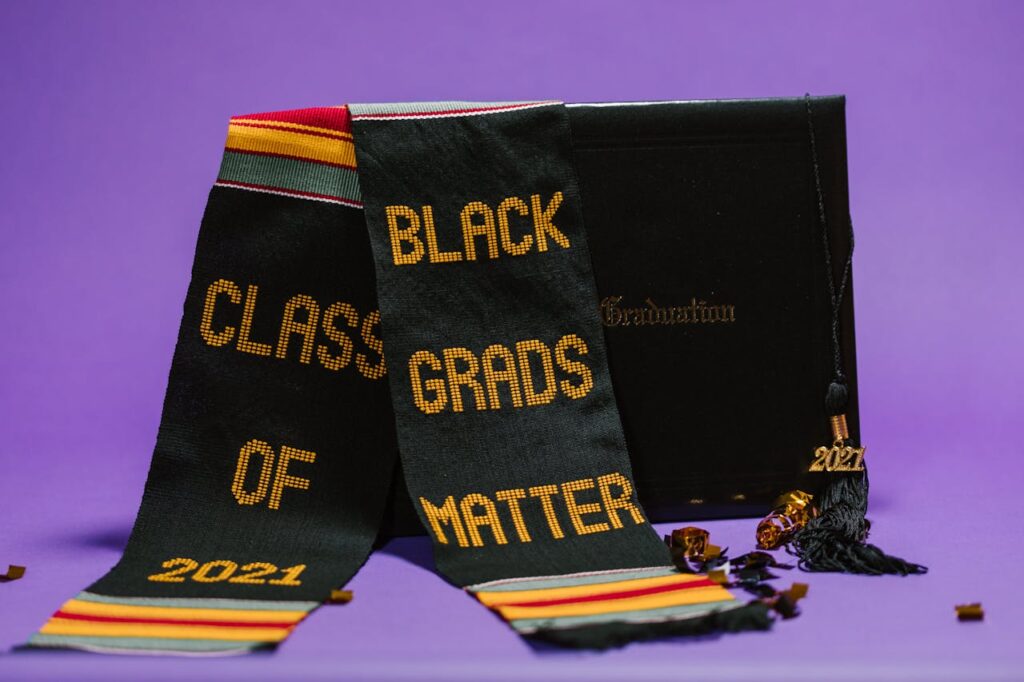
[790,381,926,575]
[824,380,848,415]
[792,96,927,577]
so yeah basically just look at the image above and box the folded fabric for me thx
[27,98,920,656]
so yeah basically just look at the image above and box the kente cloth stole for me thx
[28,102,770,655]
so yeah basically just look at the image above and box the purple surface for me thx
[1,1,1022,679]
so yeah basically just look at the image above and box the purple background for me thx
[1,1,1021,679]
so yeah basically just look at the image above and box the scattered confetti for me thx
[732,551,793,571]
[707,569,729,585]
[955,603,983,621]
[668,526,709,557]
[0,565,25,582]
[756,491,817,550]
[664,525,809,622]
[326,589,353,604]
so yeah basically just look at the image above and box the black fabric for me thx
[578,97,856,520]
[350,103,671,585]
[35,96,884,655]
[383,96,859,535]
[531,601,773,650]
[83,97,863,592]
[90,190,397,600]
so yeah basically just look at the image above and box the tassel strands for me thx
[788,96,926,577]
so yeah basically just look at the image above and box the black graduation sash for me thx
[32,99,892,655]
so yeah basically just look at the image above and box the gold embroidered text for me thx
[408,334,594,414]
[231,439,317,510]
[199,278,385,380]
[600,296,736,327]
[385,192,570,266]
[418,472,645,548]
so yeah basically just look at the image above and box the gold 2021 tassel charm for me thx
[807,413,866,473]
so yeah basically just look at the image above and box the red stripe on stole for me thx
[51,610,297,630]
[498,578,721,608]
[229,120,354,142]
[231,106,352,133]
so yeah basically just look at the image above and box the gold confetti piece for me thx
[703,544,722,560]
[0,565,25,582]
[707,569,729,585]
[782,582,809,602]
[326,589,353,604]
[756,491,817,550]
[670,526,709,558]
[955,603,983,621]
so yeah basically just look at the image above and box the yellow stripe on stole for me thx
[40,619,292,642]
[495,585,734,620]
[475,572,711,607]
[226,124,357,168]
[59,599,307,624]
[231,118,354,139]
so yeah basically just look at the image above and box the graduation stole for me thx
[28,101,815,655]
